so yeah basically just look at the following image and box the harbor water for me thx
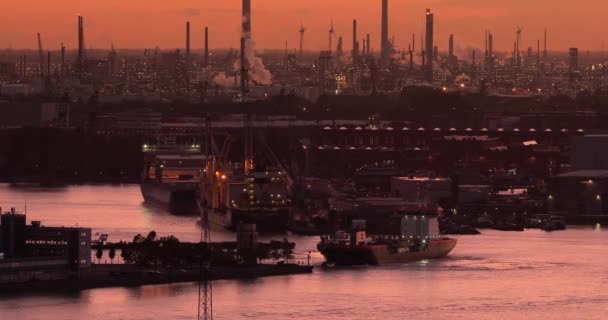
[1,184,607,320]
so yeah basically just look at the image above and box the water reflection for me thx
[2,185,608,320]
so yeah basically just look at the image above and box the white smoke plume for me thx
[212,16,272,88]
[212,72,237,88]
[244,38,272,85]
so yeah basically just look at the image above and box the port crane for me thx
[37,33,44,76]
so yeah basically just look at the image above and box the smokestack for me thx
[488,32,494,64]
[204,27,209,68]
[241,0,251,97]
[543,28,547,59]
[485,30,488,61]
[77,15,86,76]
[78,16,82,73]
[243,0,251,38]
[367,33,371,56]
[186,21,191,63]
[425,9,434,82]
[61,43,65,77]
[412,34,415,53]
[362,39,366,57]
[381,0,389,62]
[409,45,413,70]
[352,19,358,60]
[241,37,248,94]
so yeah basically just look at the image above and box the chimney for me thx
[424,9,434,82]
[186,21,191,63]
[204,27,209,68]
[78,15,83,74]
[381,0,389,62]
[61,43,66,76]
[352,19,358,60]
[243,0,251,38]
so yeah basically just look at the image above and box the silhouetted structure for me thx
[424,9,434,82]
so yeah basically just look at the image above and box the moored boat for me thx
[318,213,457,266]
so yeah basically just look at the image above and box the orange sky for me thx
[0,0,606,52]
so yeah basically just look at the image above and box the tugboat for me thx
[318,213,457,266]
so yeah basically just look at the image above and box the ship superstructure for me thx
[141,144,205,214]
[318,206,456,265]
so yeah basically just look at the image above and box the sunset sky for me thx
[0,0,606,53]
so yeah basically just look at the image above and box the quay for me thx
[0,263,313,294]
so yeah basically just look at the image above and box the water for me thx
[1,184,608,320]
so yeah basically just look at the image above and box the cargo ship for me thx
[141,145,205,215]
[318,213,457,266]
[201,160,291,233]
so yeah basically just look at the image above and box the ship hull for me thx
[141,181,199,215]
[320,238,457,266]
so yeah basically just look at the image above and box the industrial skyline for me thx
[1,1,607,52]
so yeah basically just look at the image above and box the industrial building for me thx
[0,209,91,283]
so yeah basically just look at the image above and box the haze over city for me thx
[1,0,607,51]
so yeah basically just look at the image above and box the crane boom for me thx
[37,33,44,76]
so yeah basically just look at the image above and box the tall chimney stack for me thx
[243,0,251,38]
[61,43,65,77]
[424,9,434,82]
[381,0,389,62]
[204,27,209,68]
[352,19,358,60]
[186,21,191,63]
[241,0,251,96]
[77,15,86,76]
[543,28,547,59]
[488,32,494,64]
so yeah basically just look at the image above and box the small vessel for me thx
[318,213,457,266]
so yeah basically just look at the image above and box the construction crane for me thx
[37,33,44,76]
[299,21,306,58]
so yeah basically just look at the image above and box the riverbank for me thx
[0,263,314,294]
